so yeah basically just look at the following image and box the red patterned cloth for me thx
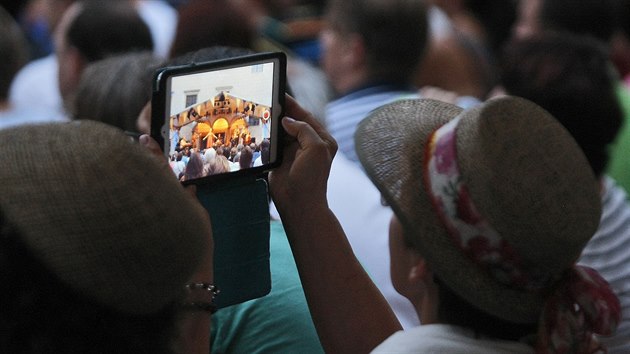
[424,116,621,353]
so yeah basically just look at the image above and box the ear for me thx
[68,47,87,81]
[58,45,87,100]
[406,254,440,323]
[344,33,366,69]
[407,254,432,284]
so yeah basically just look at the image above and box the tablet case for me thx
[196,177,272,308]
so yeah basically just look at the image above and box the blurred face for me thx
[319,26,344,87]
[513,0,542,39]
[318,23,359,94]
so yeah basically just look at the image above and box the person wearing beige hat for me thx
[269,95,621,353]
[0,120,215,353]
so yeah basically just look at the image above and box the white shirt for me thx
[326,86,420,164]
[9,55,66,120]
[578,176,630,353]
[136,0,178,58]
[9,1,177,118]
[0,104,68,130]
[372,324,533,353]
[326,153,421,329]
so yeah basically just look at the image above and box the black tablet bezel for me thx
[150,51,287,185]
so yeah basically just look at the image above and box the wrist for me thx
[181,282,219,314]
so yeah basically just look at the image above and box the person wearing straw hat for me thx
[270,95,621,353]
[0,120,215,353]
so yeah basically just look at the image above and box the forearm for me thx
[279,205,402,354]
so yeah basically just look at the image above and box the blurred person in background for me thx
[512,0,630,194]
[9,0,175,121]
[498,31,630,353]
[0,5,65,129]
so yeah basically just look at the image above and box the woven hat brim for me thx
[356,98,549,323]
[0,121,210,314]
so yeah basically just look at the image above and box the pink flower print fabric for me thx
[537,267,620,354]
[424,117,535,289]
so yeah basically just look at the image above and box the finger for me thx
[284,95,338,154]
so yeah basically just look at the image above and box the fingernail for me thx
[139,134,149,145]
[283,117,295,123]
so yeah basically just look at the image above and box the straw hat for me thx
[0,121,210,315]
[355,96,601,324]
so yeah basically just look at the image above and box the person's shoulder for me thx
[0,106,68,131]
[12,54,57,80]
[10,55,61,108]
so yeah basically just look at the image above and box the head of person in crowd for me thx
[425,0,517,61]
[72,51,164,133]
[498,32,623,178]
[166,45,257,68]
[42,0,78,38]
[239,145,254,170]
[54,0,154,113]
[202,147,218,174]
[214,152,231,174]
[259,138,270,165]
[0,120,212,353]
[611,0,630,80]
[182,150,205,182]
[0,5,29,106]
[417,0,517,100]
[355,96,620,352]
[168,0,256,59]
[319,0,429,96]
[513,0,617,45]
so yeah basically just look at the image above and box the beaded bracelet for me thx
[182,283,219,314]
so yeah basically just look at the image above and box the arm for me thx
[269,96,402,353]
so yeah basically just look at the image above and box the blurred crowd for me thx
[2,0,630,353]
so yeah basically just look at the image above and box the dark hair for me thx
[500,32,623,176]
[166,46,257,67]
[0,6,29,100]
[435,276,537,341]
[463,0,518,56]
[73,51,164,132]
[66,0,153,62]
[0,213,179,354]
[324,0,428,84]
[539,0,617,44]
[183,152,205,181]
[260,138,271,165]
[239,146,254,169]
[169,0,255,58]
[614,0,630,39]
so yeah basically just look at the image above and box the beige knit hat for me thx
[0,120,210,315]
[355,96,602,324]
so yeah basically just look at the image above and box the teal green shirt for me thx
[607,84,630,194]
[210,220,324,353]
